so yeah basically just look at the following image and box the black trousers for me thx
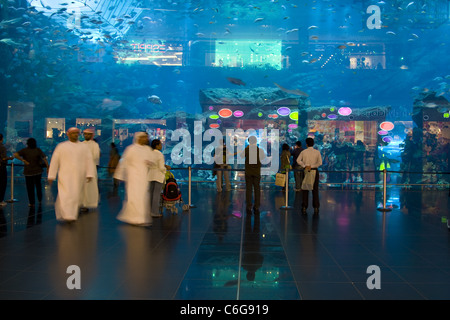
[25,174,42,205]
[302,169,320,209]
[0,166,7,202]
[245,174,261,210]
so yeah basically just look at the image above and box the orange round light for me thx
[380,121,394,131]
[218,108,233,118]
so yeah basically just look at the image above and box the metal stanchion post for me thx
[6,163,18,203]
[188,166,196,209]
[377,169,391,212]
[280,168,293,210]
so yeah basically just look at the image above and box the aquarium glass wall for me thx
[1,0,449,187]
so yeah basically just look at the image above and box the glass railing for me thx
[6,163,449,190]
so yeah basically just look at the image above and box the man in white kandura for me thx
[297,137,323,215]
[48,127,96,222]
[114,131,155,226]
[80,128,100,211]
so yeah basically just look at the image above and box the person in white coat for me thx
[148,139,170,217]
[114,132,155,226]
[297,137,323,215]
[48,127,96,222]
[80,128,100,211]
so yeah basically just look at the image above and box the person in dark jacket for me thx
[291,141,304,191]
[14,138,48,207]
[0,134,13,206]
[242,136,266,215]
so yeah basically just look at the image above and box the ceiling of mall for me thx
[26,0,450,42]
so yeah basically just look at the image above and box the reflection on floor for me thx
[0,181,449,300]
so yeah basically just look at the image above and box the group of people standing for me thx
[1,128,100,222]
[47,127,99,222]
[281,138,323,214]
[235,136,323,217]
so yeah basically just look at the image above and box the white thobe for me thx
[114,143,155,225]
[81,140,100,208]
[147,149,166,184]
[48,141,96,221]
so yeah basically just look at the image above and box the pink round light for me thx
[233,110,244,117]
[338,107,352,116]
[288,124,298,129]
[380,121,394,131]
[378,130,388,135]
[218,108,232,118]
[208,106,214,111]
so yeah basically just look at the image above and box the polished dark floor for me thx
[0,179,449,300]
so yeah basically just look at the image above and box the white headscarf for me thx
[133,131,148,144]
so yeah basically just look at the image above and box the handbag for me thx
[275,172,286,187]
[301,170,316,190]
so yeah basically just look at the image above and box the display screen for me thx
[214,40,282,70]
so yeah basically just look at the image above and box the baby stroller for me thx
[159,171,189,214]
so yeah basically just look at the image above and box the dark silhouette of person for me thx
[14,137,48,207]
[291,141,304,191]
[242,136,265,215]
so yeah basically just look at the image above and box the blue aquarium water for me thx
[0,0,449,186]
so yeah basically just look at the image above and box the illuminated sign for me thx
[114,40,183,66]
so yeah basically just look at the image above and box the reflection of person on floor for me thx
[48,127,96,222]
[242,214,263,282]
[212,191,230,242]
[27,204,42,228]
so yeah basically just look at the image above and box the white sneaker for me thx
[0,201,6,206]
